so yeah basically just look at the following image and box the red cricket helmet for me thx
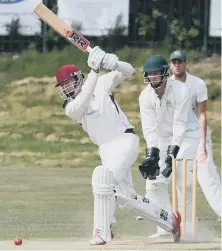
[55,64,84,101]
[55,64,81,86]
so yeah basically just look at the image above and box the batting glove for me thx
[102,53,119,71]
[87,46,106,73]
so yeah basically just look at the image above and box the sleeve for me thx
[97,71,124,94]
[139,91,158,148]
[172,85,190,146]
[197,80,208,103]
[115,61,135,79]
[96,62,134,94]
[65,70,99,121]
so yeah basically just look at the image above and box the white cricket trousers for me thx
[145,130,221,234]
[99,132,139,197]
[92,132,179,243]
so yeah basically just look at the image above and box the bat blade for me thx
[34,2,91,52]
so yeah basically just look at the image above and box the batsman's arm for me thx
[66,46,105,120]
[97,61,135,94]
[97,71,123,94]
[65,71,99,121]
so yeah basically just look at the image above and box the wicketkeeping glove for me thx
[162,145,180,178]
[139,147,160,180]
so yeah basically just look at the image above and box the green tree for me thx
[5,17,24,52]
[169,18,200,50]
[138,7,167,44]
[5,18,21,38]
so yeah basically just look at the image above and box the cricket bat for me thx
[34,2,92,53]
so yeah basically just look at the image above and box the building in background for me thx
[0,0,41,35]
[0,0,221,53]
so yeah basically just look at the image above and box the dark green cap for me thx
[170,50,186,62]
[144,55,169,73]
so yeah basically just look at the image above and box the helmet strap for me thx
[150,80,164,89]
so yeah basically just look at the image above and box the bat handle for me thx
[86,46,92,53]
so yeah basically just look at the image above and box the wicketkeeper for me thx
[139,55,191,238]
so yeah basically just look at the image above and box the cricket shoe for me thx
[89,230,114,245]
[171,211,181,243]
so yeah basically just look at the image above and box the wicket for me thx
[171,158,198,235]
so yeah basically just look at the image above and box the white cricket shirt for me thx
[139,79,190,148]
[170,72,208,131]
[65,70,133,146]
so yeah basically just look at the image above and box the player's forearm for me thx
[141,116,158,148]
[65,71,99,119]
[81,70,99,95]
[173,90,190,147]
[139,97,159,148]
[145,133,158,148]
[140,113,158,148]
[172,127,186,147]
[199,113,207,145]
[115,61,135,79]
[172,117,187,146]
[172,115,188,146]
[100,62,135,93]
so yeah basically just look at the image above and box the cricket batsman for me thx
[54,46,181,245]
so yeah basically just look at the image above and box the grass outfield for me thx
[0,166,220,250]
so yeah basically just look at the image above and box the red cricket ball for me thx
[14,237,22,246]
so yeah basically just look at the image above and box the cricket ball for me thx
[14,237,22,246]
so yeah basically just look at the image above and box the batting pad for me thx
[92,166,116,242]
[116,193,173,232]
